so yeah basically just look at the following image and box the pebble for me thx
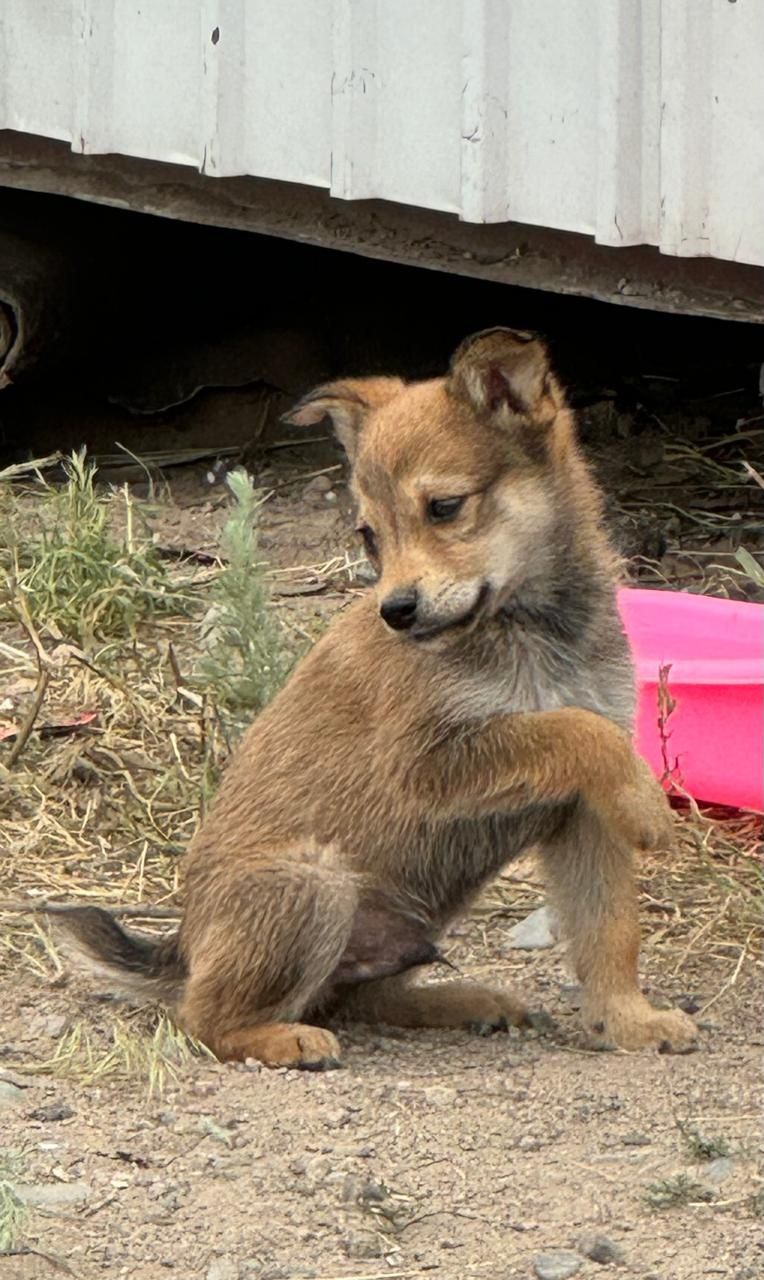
[0,1080,25,1107]
[44,1014,68,1038]
[341,1174,362,1203]
[705,1155,735,1184]
[508,905,559,950]
[560,984,582,1010]
[29,1102,75,1123]
[303,474,333,496]
[533,1250,583,1280]
[16,1180,90,1208]
[343,1233,385,1260]
[621,1131,651,1147]
[578,1234,625,1264]
[323,1106,351,1129]
[422,1085,457,1107]
[206,1259,240,1280]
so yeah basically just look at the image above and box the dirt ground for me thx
[0,922,761,1280]
[1,297,763,1280]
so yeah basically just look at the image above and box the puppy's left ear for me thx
[283,376,405,464]
[448,328,559,425]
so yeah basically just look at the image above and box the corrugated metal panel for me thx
[1,0,762,267]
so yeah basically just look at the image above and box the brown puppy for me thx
[56,329,698,1067]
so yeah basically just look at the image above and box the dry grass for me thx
[0,457,292,990]
[6,1012,212,1098]
[590,408,764,600]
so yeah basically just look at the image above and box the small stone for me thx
[705,1156,735,1184]
[533,1250,583,1280]
[343,1233,385,1260]
[323,1106,350,1129]
[422,1085,457,1107]
[303,1155,331,1181]
[0,1080,24,1107]
[508,906,559,950]
[44,1014,67,1038]
[206,1259,239,1280]
[578,1234,625,1265]
[676,994,701,1014]
[303,474,332,496]
[198,1116,234,1146]
[621,1131,651,1146]
[324,490,337,504]
[359,1182,388,1204]
[17,1180,90,1208]
[518,1135,543,1152]
[341,1174,362,1204]
[29,1102,75,1123]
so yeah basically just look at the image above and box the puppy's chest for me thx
[446,632,620,723]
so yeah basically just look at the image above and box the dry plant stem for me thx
[698,930,754,1016]
[0,451,62,481]
[270,463,342,491]
[6,665,49,766]
[6,593,52,767]
[0,900,181,919]
[741,459,764,490]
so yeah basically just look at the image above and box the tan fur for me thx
[58,328,697,1066]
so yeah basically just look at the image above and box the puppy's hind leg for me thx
[539,802,698,1053]
[178,846,358,1069]
[342,972,532,1035]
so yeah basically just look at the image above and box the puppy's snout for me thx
[380,587,419,631]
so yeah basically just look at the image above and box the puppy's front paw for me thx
[584,994,699,1054]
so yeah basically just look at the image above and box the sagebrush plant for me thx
[680,1123,731,1162]
[0,449,184,645]
[643,1173,714,1210]
[0,1150,27,1254]
[197,467,294,714]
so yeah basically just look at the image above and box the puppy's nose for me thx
[380,588,419,631]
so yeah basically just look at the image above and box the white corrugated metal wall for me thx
[1,0,762,267]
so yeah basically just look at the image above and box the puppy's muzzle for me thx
[379,587,419,631]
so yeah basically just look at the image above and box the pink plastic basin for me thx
[618,588,764,813]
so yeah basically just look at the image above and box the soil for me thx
[0,910,761,1280]
[1,251,762,1279]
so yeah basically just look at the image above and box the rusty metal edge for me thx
[0,130,762,325]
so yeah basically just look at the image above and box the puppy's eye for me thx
[427,496,465,523]
[357,524,379,560]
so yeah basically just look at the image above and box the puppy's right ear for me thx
[282,376,405,464]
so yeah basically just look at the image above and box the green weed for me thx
[0,450,185,644]
[197,467,294,713]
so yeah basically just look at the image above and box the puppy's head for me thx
[284,329,571,645]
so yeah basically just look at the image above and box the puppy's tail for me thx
[50,906,186,1004]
